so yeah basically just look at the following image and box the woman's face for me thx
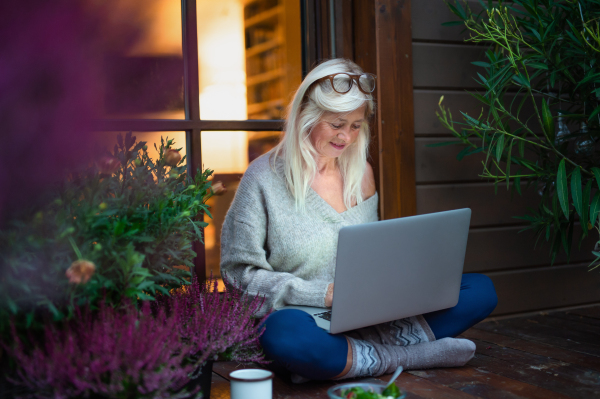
[309,105,366,161]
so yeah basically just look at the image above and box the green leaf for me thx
[590,192,600,228]
[495,134,505,162]
[589,105,600,125]
[518,139,525,157]
[46,301,60,319]
[512,74,530,88]
[131,267,153,277]
[25,311,35,328]
[137,281,155,291]
[468,91,491,106]
[571,167,583,220]
[528,62,548,70]
[582,179,592,231]
[113,220,126,237]
[455,1,467,19]
[6,298,17,314]
[592,167,600,190]
[472,61,491,68]
[156,272,181,283]
[575,72,600,90]
[136,292,155,301]
[529,28,542,41]
[460,111,482,127]
[382,382,401,398]
[125,287,141,298]
[541,99,555,143]
[456,146,473,161]
[506,139,513,188]
[130,276,145,285]
[188,217,204,241]
[154,285,170,295]
[557,159,569,219]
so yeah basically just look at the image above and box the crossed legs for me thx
[259,273,498,380]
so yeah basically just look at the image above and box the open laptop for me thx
[279,208,471,334]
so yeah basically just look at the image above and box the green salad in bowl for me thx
[327,381,406,399]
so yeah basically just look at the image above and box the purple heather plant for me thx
[3,277,269,398]
[4,301,199,399]
[159,275,269,372]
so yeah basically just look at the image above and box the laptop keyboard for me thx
[315,311,332,321]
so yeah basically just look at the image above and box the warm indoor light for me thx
[197,0,249,174]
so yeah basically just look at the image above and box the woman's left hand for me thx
[325,283,334,307]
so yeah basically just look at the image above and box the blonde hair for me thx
[272,59,375,211]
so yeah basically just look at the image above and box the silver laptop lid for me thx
[329,208,471,334]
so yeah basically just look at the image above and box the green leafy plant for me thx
[0,133,214,333]
[437,0,600,266]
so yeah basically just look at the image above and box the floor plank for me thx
[468,340,600,398]
[407,366,571,399]
[544,310,600,328]
[475,317,600,357]
[212,361,248,380]
[461,328,600,372]
[527,313,600,336]
[569,306,600,320]
[209,373,230,399]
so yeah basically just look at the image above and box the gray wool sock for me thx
[345,315,435,346]
[339,337,476,379]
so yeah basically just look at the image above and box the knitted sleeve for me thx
[220,170,329,314]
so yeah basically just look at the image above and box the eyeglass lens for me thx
[359,74,376,92]
[331,74,375,93]
[332,74,352,93]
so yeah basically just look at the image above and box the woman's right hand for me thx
[325,283,334,307]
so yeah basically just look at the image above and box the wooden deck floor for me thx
[209,305,600,399]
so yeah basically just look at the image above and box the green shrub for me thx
[0,133,213,333]
[438,0,600,265]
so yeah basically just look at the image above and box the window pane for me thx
[100,1,185,120]
[197,0,302,121]
[202,130,281,278]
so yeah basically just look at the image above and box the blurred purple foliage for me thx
[0,1,142,226]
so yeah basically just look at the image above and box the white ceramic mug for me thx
[229,369,274,399]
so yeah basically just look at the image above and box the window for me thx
[95,0,303,280]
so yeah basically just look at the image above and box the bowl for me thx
[327,382,407,399]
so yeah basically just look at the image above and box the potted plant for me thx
[437,0,600,266]
[0,134,267,398]
[3,276,267,399]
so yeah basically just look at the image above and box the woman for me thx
[220,59,497,381]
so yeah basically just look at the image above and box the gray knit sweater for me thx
[220,152,379,315]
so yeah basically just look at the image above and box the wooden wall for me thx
[411,0,600,316]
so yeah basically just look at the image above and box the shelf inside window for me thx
[246,39,281,58]
[244,5,282,28]
[246,68,284,86]
[247,98,284,114]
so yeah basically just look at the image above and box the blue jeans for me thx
[259,273,497,380]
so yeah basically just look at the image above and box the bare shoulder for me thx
[361,162,376,198]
